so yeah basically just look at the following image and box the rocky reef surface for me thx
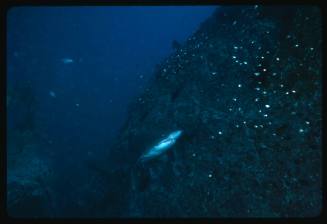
[6,5,322,218]
[7,145,54,217]
[89,6,322,217]
[6,82,55,217]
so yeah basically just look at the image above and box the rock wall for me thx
[92,6,322,217]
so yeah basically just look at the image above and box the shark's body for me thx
[139,130,183,162]
[61,58,74,64]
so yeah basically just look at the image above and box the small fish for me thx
[61,58,74,64]
[49,91,56,98]
[139,130,183,162]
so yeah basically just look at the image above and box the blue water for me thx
[7,5,321,218]
[7,6,216,217]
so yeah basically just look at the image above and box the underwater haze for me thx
[6,5,322,218]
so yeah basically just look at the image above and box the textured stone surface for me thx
[7,147,54,217]
[91,6,322,217]
[5,5,319,218]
